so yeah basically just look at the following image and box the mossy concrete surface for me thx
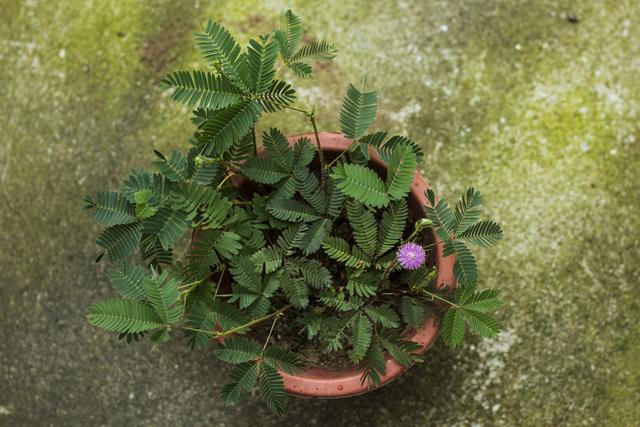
[1,1,639,425]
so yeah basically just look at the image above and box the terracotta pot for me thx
[195,132,456,398]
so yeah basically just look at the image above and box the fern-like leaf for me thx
[221,361,260,406]
[88,192,136,227]
[290,39,337,62]
[262,128,293,171]
[88,299,163,333]
[349,313,372,363]
[299,218,329,255]
[142,207,189,250]
[460,309,500,339]
[288,62,313,79]
[451,240,478,288]
[247,36,279,93]
[242,157,289,184]
[258,363,286,415]
[217,336,262,364]
[346,200,377,256]
[195,20,249,91]
[143,273,181,324]
[460,288,502,312]
[458,220,503,247]
[364,304,400,328]
[386,142,417,200]
[330,163,389,208]
[255,80,297,112]
[107,262,146,301]
[266,198,321,222]
[197,100,262,155]
[377,199,408,256]
[96,223,142,262]
[263,347,306,375]
[451,187,483,235]
[441,308,465,348]
[400,296,429,329]
[161,70,242,110]
[340,83,377,140]
[322,236,371,268]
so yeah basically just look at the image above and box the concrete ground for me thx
[1,0,639,425]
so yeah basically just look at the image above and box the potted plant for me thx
[84,10,504,414]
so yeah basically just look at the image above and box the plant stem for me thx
[260,311,282,356]
[308,110,327,187]
[419,289,460,308]
[215,305,291,338]
[217,172,235,190]
[326,148,349,169]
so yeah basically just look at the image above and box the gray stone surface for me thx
[1,0,639,425]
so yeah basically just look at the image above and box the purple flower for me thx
[397,243,426,270]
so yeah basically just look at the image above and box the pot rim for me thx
[276,132,455,398]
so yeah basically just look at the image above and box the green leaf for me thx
[346,200,377,256]
[267,198,321,222]
[364,304,400,328]
[258,363,286,415]
[154,149,191,182]
[281,10,303,59]
[262,128,293,171]
[161,70,242,110]
[184,301,216,349]
[460,289,502,312]
[251,246,283,275]
[221,361,260,406]
[288,62,313,79]
[330,163,389,208]
[242,157,289,184]
[400,296,429,328]
[451,187,483,235]
[107,262,146,300]
[293,167,326,212]
[360,337,386,387]
[299,218,329,255]
[322,236,371,268]
[290,39,337,61]
[441,308,465,348]
[377,199,408,256]
[96,223,142,262]
[88,299,163,334]
[247,36,279,93]
[149,327,170,343]
[458,220,503,247]
[460,309,500,339]
[292,137,314,169]
[143,272,181,324]
[142,207,190,251]
[349,313,372,363]
[386,142,417,200]
[424,189,455,240]
[263,347,306,375]
[230,256,262,293]
[378,332,422,367]
[281,274,309,309]
[340,83,378,140]
[217,336,262,364]
[289,257,333,289]
[89,192,136,226]
[195,19,249,91]
[197,100,262,155]
[254,79,297,112]
[451,240,478,288]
